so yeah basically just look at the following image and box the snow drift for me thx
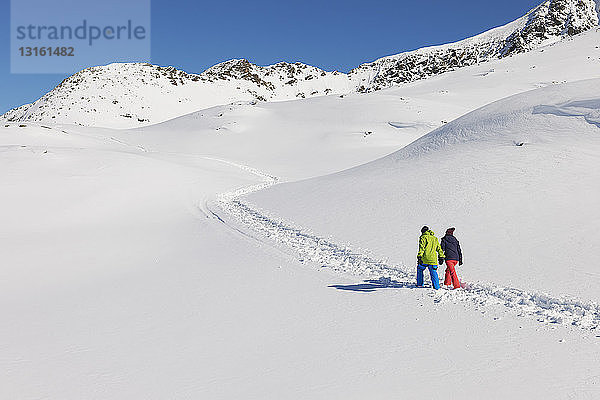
[247,79,600,302]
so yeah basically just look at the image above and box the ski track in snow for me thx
[207,158,600,331]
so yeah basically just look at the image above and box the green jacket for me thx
[417,230,445,265]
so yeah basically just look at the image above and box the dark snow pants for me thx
[417,264,440,290]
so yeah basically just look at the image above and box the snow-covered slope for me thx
[3,0,598,128]
[112,28,600,180]
[3,84,600,399]
[1,103,32,123]
[0,62,352,129]
[3,6,600,398]
[247,79,600,303]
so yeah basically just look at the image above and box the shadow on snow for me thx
[328,278,423,292]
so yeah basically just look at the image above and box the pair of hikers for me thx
[417,226,463,290]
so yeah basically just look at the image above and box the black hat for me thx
[446,227,455,235]
[421,226,429,234]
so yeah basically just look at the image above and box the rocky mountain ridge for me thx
[3,0,598,128]
[348,0,599,91]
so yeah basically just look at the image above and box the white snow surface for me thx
[246,78,600,313]
[2,17,600,400]
[217,158,600,330]
[118,28,600,180]
[248,79,600,303]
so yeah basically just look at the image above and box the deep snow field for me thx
[115,29,600,180]
[2,29,600,400]
[248,79,600,303]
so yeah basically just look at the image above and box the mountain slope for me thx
[2,0,599,129]
[349,0,599,91]
[247,78,600,302]
[3,3,600,397]
[0,62,352,129]
[3,122,600,400]
[104,28,600,181]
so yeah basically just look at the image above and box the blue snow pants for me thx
[417,264,440,290]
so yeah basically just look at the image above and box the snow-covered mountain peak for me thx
[349,0,599,91]
[2,0,598,128]
[201,59,345,90]
[1,61,352,128]
[1,63,212,128]
[55,62,204,90]
[502,0,599,55]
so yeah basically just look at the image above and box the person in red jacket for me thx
[440,227,463,289]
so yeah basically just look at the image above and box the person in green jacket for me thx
[417,226,445,289]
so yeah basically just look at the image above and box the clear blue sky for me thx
[0,0,543,113]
